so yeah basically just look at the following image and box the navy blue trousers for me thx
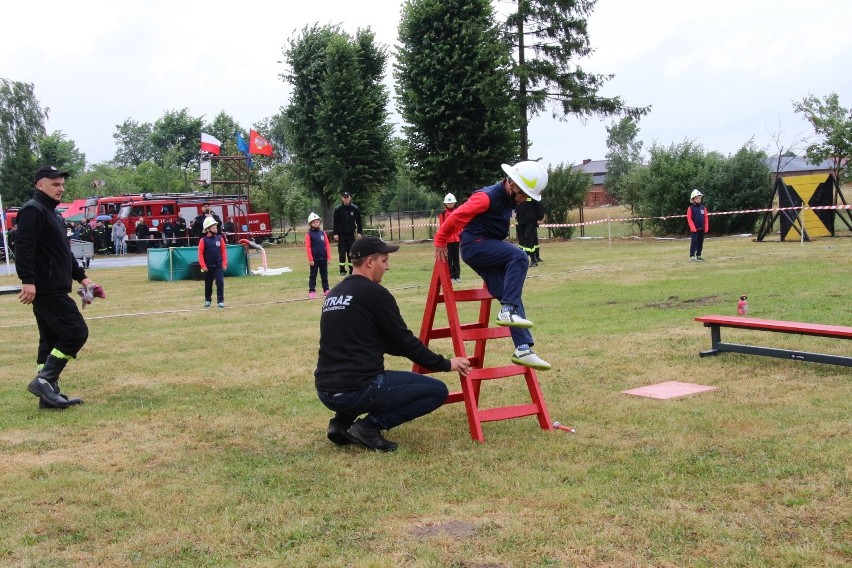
[461,238,534,347]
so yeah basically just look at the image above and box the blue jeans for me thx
[461,238,533,347]
[316,371,449,430]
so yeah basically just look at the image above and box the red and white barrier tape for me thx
[389,204,851,231]
[539,204,852,229]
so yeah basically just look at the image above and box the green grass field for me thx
[0,234,849,567]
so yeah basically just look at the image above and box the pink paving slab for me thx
[622,381,718,400]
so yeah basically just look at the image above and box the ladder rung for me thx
[477,404,541,422]
[445,391,464,404]
[448,288,494,302]
[469,365,530,381]
[425,322,495,340]
[460,327,511,341]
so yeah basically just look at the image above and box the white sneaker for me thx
[511,348,551,370]
[496,308,533,328]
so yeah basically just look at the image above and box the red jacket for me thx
[437,207,462,243]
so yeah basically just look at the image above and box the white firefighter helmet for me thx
[202,217,218,231]
[443,193,457,205]
[501,160,548,201]
[690,189,703,200]
[307,212,321,223]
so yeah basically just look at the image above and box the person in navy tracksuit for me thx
[434,161,551,371]
[305,212,331,299]
[198,217,228,308]
[687,188,709,261]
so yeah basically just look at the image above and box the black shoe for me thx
[327,417,353,446]
[346,419,398,452]
[28,377,69,409]
[339,270,347,276]
[530,261,538,267]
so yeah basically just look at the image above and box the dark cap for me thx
[350,236,400,259]
[342,192,351,198]
[34,165,70,184]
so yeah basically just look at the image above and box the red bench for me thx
[695,315,852,367]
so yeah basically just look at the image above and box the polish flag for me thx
[200,133,222,155]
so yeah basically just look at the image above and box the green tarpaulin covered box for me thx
[147,246,249,281]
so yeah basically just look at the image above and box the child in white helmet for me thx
[687,189,708,261]
[198,216,228,307]
[437,193,462,283]
[305,213,331,299]
[434,161,551,371]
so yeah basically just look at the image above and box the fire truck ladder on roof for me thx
[413,259,552,443]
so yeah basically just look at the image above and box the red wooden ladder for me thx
[413,259,552,442]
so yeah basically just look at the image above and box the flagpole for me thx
[1,194,12,276]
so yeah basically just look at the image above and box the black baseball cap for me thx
[342,191,351,197]
[350,236,400,259]
[33,165,70,184]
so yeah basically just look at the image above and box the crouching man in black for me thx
[16,166,102,409]
[314,237,470,451]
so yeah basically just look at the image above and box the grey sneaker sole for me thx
[511,353,552,371]
[496,318,533,329]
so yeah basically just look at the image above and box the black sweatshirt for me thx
[314,275,451,392]
[15,190,87,294]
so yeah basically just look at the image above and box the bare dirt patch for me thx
[642,294,721,309]
[409,519,479,539]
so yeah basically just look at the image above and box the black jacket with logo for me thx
[314,275,450,392]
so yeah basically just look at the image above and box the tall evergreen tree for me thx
[396,0,519,197]
[282,25,395,221]
[502,0,649,159]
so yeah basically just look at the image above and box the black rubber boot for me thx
[27,355,70,409]
[39,393,84,409]
[529,252,538,267]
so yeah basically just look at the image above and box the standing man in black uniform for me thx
[515,196,545,266]
[191,202,222,245]
[16,166,102,409]
[331,191,362,275]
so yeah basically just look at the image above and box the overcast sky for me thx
[1,0,850,170]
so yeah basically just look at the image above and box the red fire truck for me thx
[82,193,273,244]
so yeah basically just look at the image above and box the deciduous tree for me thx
[793,92,852,184]
[283,25,395,219]
[396,0,519,197]
[0,130,37,206]
[544,162,590,238]
[112,119,155,168]
[604,116,643,213]
[0,79,48,163]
